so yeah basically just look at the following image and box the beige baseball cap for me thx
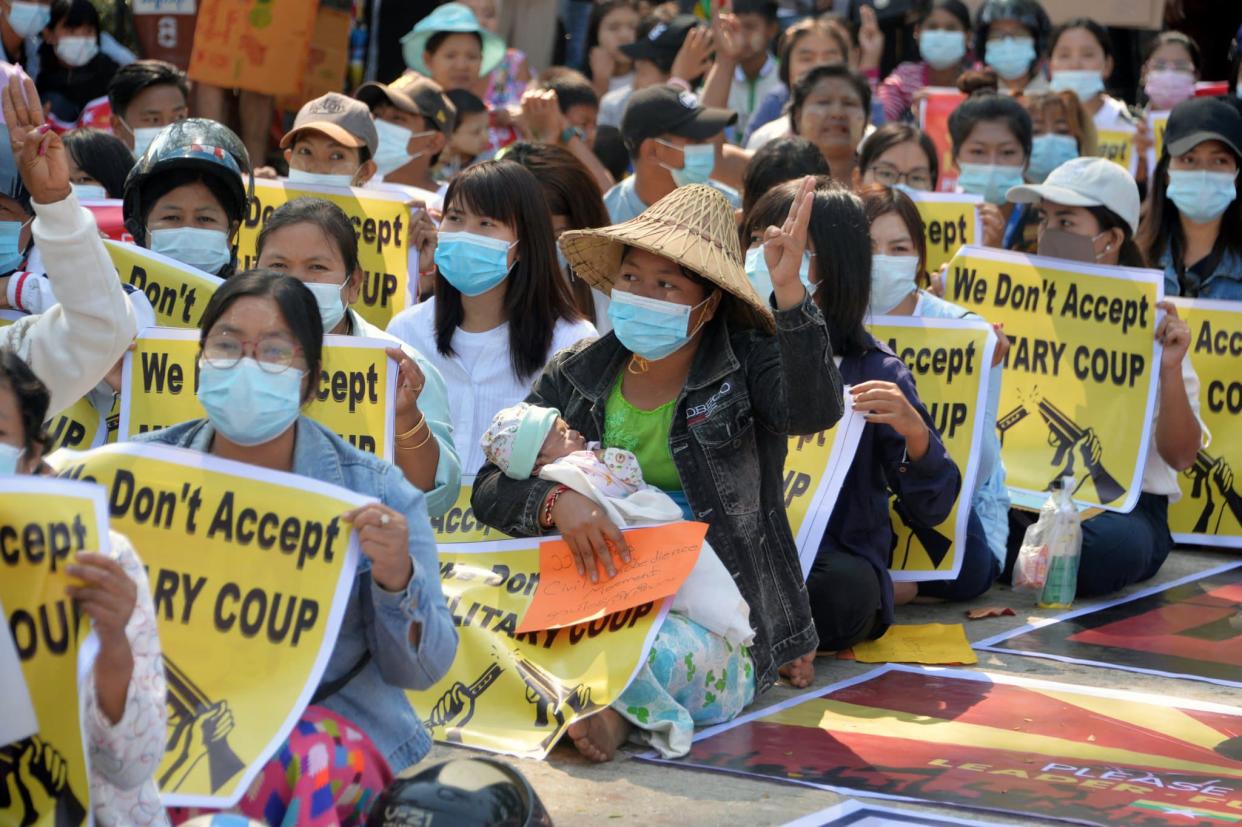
[280,92,379,157]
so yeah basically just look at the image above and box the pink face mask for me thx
[1145,69,1195,110]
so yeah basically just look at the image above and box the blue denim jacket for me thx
[1160,245,1242,301]
[135,417,457,771]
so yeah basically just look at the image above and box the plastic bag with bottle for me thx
[1012,477,1082,608]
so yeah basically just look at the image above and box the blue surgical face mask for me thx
[288,168,356,189]
[0,220,27,273]
[71,182,108,200]
[7,1,50,38]
[434,230,516,296]
[0,443,23,476]
[869,254,920,316]
[1049,70,1105,102]
[985,36,1036,81]
[957,162,1026,205]
[1167,169,1239,224]
[658,140,716,187]
[556,246,569,276]
[305,276,350,332]
[744,244,812,300]
[607,288,711,361]
[197,357,304,446]
[1026,134,1079,183]
[919,29,966,70]
[149,226,232,274]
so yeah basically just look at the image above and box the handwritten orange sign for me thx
[918,87,966,192]
[517,522,707,633]
[188,0,318,96]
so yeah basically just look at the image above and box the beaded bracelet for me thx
[541,485,569,528]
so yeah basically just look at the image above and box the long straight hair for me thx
[435,160,583,380]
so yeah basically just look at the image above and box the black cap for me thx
[1165,96,1242,159]
[621,14,701,62]
[621,85,737,152]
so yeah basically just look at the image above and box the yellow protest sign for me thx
[946,246,1162,511]
[411,538,669,758]
[105,240,224,328]
[431,478,513,544]
[0,476,109,827]
[1168,298,1242,548]
[1096,125,1138,177]
[869,317,996,581]
[237,179,411,330]
[119,328,398,460]
[49,442,367,807]
[904,191,982,278]
[784,394,865,578]
[44,395,106,453]
[1147,109,1170,178]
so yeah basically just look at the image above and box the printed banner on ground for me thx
[410,537,670,759]
[49,442,365,807]
[918,88,966,192]
[105,240,224,329]
[977,561,1242,690]
[237,179,412,330]
[869,317,996,582]
[904,191,982,280]
[119,328,398,461]
[946,246,1162,511]
[784,799,1011,827]
[1168,297,1242,547]
[642,663,1242,826]
[0,477,108,827]
[785,394,865,578]
[430,478,513,545]
[1096,125,1139,177]
[188,0,317,96]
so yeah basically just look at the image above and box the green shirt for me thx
[603,375,681,493]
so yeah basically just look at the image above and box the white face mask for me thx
[287,168,355,189]
[305,276,350,332]
[373,119,434,177]
[149,226,233,274]
[71,182,107,200]
[869,254,920,316]
[55,35,98,67]
[127,122,165,159]
[7,1,50,38]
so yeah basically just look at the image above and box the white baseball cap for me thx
[1006,156,1141,236]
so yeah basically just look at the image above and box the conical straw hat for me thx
[559,184,774,333]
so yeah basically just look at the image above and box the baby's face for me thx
[538,418,586,465]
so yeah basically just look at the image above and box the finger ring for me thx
[380,513,391,526]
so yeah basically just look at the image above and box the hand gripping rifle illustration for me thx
[1036,398,1124,503]
[161,657,244,794]
[511,649,599,753]
[1185,450,1242,535]
[0,736,87,827]
[422,662,505,744]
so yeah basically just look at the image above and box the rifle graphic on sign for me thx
[161,657,244,793]
[996,404,1028,446]
[422,662,504,744]
[1037,398,1125,504]
[511,649,599,752]
[0,736,87,827]
[1185,450,1242,535]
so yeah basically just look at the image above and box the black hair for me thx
[790,64,871,136]
[740,176,871,356]
[860,183,928,284]
[436,160,584,380]
[1049,17,1113,63]
[197,271,324,405]
[921,0,971,31]
[107,59,189,123]
[732,0,778,22]
[49,0,99,35]
[777,18,850,88]
[948,72,1033,160]
[0,349,50,456]
[1084,204,1145,268]
[539,72,600,113]
[592,125,631,181]
[425,29,484,61]
[257,197,360,280]
[62,128,134,199]
[135,167,245,245]
[858,123,939,189]
[585,0,641,81]
[1143,30,1201,74]
[445,88,487,123]
[741,136,829,217]
[974,0,1051,60]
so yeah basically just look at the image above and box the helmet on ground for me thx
[367,757,553,827]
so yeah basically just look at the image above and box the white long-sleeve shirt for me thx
[0,194,136,416]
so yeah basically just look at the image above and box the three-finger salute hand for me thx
[764,175,814,310]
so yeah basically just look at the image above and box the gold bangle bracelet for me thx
[398,425,434,452]
[395,413,426,444]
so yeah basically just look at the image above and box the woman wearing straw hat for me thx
[472,178,844,761]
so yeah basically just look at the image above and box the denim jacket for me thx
[135,417,457,771]
[1160,245,1242,301]
[471,295,844,692]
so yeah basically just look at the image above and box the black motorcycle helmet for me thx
[121,118,253,247]
[367,758,553,827]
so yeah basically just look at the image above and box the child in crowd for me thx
[35,0,119,123]
[436,88,493,181]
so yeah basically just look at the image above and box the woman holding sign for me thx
[255,197,461,519]
[473,179,843,761]
[140,272,457,823]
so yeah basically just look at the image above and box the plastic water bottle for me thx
[1038,477,1082,609]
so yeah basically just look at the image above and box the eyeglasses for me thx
[870,164,934,191]
[202,335,304,374]
[1149,60,1194,73]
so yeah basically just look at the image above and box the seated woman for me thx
[471,180,844,760]
[254,197,461,517]
[142,272,457,824]
[64,127,135,200]
[742,177,960,650]
[1007,156,1203,596]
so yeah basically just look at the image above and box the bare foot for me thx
[779,652,815,688]
[894,581,918,605]
[566,708,632,762]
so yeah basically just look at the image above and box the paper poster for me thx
[1167,297,1242,548]
[0,610,37,747]
[105,239,224,329]
[276,5,352,112]
[430,477,514,545]
[783,799,1010,827]
[786,393,866,578]
[977,561,1242,689]
[410,538,670,758]
[237,179,413,330]
[118,328,398,461]
[902,191,982,281]
[851,623,977,666]
[188,0,317,96]
[50,442,365,806]
[1095,125,1139,177]
[642,664,1242,826]
[43,395,107,453]
[868,318,996,582]
[0,477,109,826]
[946,246,1163,512]
[917,88,966,192]
[1147,109,1170,179]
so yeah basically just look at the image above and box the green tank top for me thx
[603,375,681,493]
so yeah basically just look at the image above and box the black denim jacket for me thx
[471,295,844,693]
